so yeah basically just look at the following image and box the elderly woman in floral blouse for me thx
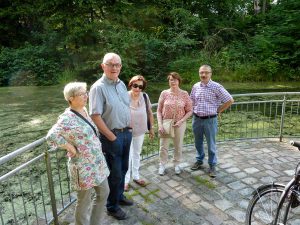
[46,82,109,225]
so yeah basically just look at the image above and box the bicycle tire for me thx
[246,184,285,225]
[274,187,300,225]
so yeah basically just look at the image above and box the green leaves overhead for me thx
[0,0,299,86]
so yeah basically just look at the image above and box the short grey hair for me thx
[102,52,122,64]
[200,64,212,72]
[63,82,87,102]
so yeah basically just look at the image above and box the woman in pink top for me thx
[157,72,193,175]
[124,75,155,191]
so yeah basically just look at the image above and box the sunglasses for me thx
[132,83,144,90]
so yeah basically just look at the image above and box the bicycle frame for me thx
[273,162,300,224]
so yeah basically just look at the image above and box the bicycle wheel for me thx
[246,184,285,225]
[274,188,300,225]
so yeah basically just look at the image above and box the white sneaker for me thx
[158,164,165,176]
[175,165,181,175]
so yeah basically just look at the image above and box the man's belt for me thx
[194,114,217,119]
[112,127,132,132]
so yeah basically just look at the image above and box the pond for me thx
[0,86,66,157]
[1,81,300,157]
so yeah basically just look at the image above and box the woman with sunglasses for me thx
[157,72,193,175]
[124,75,155,191]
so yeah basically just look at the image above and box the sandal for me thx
[133,179,146,187]
[124,183,129,192]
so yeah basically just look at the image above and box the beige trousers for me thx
[159,121,186,166]
[75,179,109,225]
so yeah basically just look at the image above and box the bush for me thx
[0,44,61,86]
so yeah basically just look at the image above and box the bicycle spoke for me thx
[246,185,284,225]
[255,189,279,222]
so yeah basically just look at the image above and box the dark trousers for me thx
[100,129,132,212]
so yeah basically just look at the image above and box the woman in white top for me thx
[125,75,155,191]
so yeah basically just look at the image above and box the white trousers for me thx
[159,121,186,166]
[75,179,109,225]
[125,134,145,184]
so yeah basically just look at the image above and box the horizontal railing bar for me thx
[233,100,284,105]
[0,153,45,182]
[286,99,300,102]
[232,92,300,97]
[0,137,45,166]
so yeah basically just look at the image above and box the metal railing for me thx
[1,92,300,225]
[0,139,76,225]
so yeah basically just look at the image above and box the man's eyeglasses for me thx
[132,83,144,90]
[104,63,122,69]
[199,71,211,75]
[75,91,89,97]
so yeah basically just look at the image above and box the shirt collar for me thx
[200,79,212,87]
[102,74,120,84]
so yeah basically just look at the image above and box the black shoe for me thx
[119,198,134,206]
[208,166,216,178]
[191,161,203,170]
[107,208,128,220]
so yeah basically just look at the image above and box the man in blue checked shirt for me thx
[190,65,234,177]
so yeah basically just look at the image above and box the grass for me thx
[57,69,78,85]
[125,188,160,204]
[194,176,216,189]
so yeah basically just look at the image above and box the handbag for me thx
[162,118,175,137]
[161,97,178,138]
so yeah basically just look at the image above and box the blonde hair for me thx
[63,82,87,102]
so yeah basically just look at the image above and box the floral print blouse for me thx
[46,108,109,191]
[157,89,193,123]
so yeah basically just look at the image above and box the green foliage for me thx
[168,53,204,84]
[0,0,299,86]
[0,44,61,86]
[57,69,78,85]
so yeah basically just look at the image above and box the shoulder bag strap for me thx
[143,93,149,115]
[143,93,150,130]
[70,109,98,137]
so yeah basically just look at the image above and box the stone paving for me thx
[59,138,300,225]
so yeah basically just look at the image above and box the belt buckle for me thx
[113,127,126,133]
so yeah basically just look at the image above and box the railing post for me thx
[45,148,59,225]
[279,95,286,142]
